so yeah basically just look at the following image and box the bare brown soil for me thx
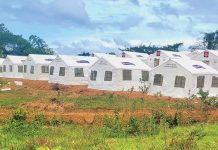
[0,78,218,124]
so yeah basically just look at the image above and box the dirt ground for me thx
[0,78,218,124]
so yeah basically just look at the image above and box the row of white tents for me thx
[0,50,218,98]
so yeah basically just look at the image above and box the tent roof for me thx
[158,50,190,59]
[6,55,27,64]
[187,50,204,58]
[57,55,98,67]
[205,50,218,57]
[178,51,191,55]
[28,54,56,64]
[101,57,151,70]
[122,51,149,58]
[171,59,218,74]
[93,53,117,58]
[0,58,5,64]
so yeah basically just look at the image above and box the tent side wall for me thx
[88,59,118,90]
[49,60,69,85]
[3,59,24,79]
[149,61,195,98]
[88,58,149,91]
[192,52,218,71]
[147,52,169,68]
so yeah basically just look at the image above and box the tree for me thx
[0,23,54,58]
[189,30,218,50]
[122,43,183,54]
[203,31,218,50]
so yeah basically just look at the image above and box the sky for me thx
[0,0,217,54]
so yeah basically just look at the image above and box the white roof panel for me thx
[58,55,98,67]
[102,57,151,70]
[122,51,149,58]
[29,54,56,64]
[173,59,218,74]
[7,55,27,64]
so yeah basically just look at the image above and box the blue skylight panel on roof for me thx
[77,60,90,63]
[122,62,135,66]
[192,65,205,69]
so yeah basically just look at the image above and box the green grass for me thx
[0,123,217,150]
[0,88,50,107]
[59,94,198,110]
[0,86,199,110]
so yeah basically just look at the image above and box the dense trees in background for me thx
[0,24,54,58]
[1,23,218,57]
[189,31,218,51]
[122,43,183,54]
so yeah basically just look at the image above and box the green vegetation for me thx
[0,88,51,106]
[0,23,54,57]
[0,109,217,150]
[58,94,200,110]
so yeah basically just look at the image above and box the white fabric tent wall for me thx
[88,57,151,91]
[23,54,56,80]
[147,50,190,68]
[49,55,98,85]
[118,51,149,65]
[191,50,218,71]
[149,59,218,98]
[2,55,26,79]
[0,58,5,77]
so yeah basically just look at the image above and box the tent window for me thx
[142,71,149,81]
[18,65,23,73]
[74,68,84,77]
[24,65,27,73]
[59,67,65,76]
[123,70,132,81]
[153,74,163,86]
[211,76,218,87]
[154,58,160,67]
[174,76,186,88]
[0,66,2,73]
[50,66,54,75]
[90,70,97,81]
[9,65,13,72]
[202,60,210,65]
[30,66,34,74]
[3,65,6,72]
[197,76,205,88]
[104,71,112,81]
[41,66,49,73]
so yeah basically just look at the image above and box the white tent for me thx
[0,58,5,77]
[49,55,98,85]
[118,51,149,64]
[187,50,204,58]
[147,50,190,68]
[190,50,218,71]
[88,57,151,91]
[2,55,27,79]
[23,54,56,80]
[149,58,218,98]
[178,51,191,55]
[93,53,117,58]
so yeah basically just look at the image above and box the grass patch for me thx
[60,94,198,110]
[0,88,50,107]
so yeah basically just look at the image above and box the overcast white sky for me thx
[0,0,217,54]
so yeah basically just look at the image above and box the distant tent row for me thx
[0,49,218,98]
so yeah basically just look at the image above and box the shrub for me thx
[126,115,141,135]
[3,108,41,137]
[50,116,64,126]
[168,126,206,149]
[33,113,47,125]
